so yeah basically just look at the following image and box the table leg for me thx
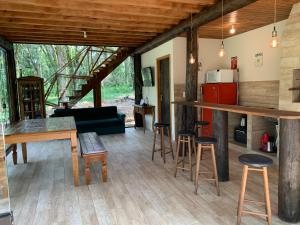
[212,110,229,181]
[21,143,27,163]
[12,144,17,165]
[152,109,155,132]
[71,132,79,186]
[142,112,146,133]
[278,119,300,223]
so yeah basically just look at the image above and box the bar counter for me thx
[173,101,300,223]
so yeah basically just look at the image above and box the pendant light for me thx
[219,0,225,57]
[189,13,195,64]
[229,25,236,34]
[270,0,279,48]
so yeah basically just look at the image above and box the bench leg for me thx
[85,160,91,185]
[102,159,107,182]
[12,145,17,165]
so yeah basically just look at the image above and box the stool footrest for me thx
[242,210,268,218]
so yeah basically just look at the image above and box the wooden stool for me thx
[237,154,273,225]
[174,130,196,181]
[194,120,209,135]
[152,123,174,163]
[194,136,220,196]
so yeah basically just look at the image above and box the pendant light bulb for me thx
[229,25,236,34]
[83,31,87,39]
[270,0,279,48]
[189,53,195,64]
[219,41,225,57]
[270,26,279,48]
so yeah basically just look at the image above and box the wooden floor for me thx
[6,128,296,225]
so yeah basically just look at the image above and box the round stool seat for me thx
[154,122,170,128]
[195,136,217,144]
[178,130,195,137]
[239,154,273,168]
[195,120,209,126]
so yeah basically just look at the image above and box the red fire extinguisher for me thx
[260,132,269,152]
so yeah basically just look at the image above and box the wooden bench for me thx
[78,132,108,185]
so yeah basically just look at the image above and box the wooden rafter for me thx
[134,0,258,54]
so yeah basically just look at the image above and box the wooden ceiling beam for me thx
[135,0,258,54]
[5,34,145,43]
[4,0,208,12]
[0,8,180,25]
[0,11,178,27]
[0,2,193,19]
[9,38,140,47]
[0,18,165,33]
[0,29,153,40]
[2,31,150,41]
[0,15,173,30]
[0,24,157,37]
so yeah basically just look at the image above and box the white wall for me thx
[141,40,174,135]
[222,20,286,81]
[172,37,223,85]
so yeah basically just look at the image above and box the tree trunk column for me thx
[133,54,143,105]
[212,110,229,181]
[185,27,198,130]
[278,119,300,223]
[93,83,101,107]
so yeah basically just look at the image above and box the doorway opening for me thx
[156,55,171,137]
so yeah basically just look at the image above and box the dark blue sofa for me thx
[51,106,125,135]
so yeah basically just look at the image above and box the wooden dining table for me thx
[4,116,79,186]
[173,101,300,223]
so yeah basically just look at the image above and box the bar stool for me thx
[194,120,209,135]
[194,136,220,196]
[152,122,174,163]
[174,130,196,181]
[237,154,273,225]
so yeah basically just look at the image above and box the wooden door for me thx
[157,56,170,126]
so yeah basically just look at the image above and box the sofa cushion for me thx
[76,118,122,129]
[53,106,118,121]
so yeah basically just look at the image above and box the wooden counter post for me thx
[278,119,300,223]
[212,110,229,181]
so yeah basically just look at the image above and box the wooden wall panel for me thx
[238,80,279,109]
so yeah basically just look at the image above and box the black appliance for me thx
[234,115,247,144]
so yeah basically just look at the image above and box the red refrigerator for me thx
[202,83,237,136]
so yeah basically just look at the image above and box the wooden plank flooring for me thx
[6,128,296,225]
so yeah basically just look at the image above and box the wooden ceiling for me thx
[0,0,298,47]
[198,0,299,39]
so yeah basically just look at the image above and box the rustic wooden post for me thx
[212,110,229,181]
[0,36,19,122]
[133,54,143,105]
[278,119,300,223]
[93,83,101,107]
[185,27,198,130]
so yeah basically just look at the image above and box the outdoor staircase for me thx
[45,46,133,108]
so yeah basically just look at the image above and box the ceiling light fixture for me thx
[83,31,87,39]
[219,0,225,57]
[270,0,279,48]
[189,13,195,64]
[229,25,236,34]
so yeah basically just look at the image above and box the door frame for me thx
[156,54,172,136]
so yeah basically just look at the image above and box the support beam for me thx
[0,36,19,122]
[185,27,198,130]
[212,110,229,182]
[278,119,300,223]
[133,54,143,104]
[93,83,102,107]
[134,0,257,54]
